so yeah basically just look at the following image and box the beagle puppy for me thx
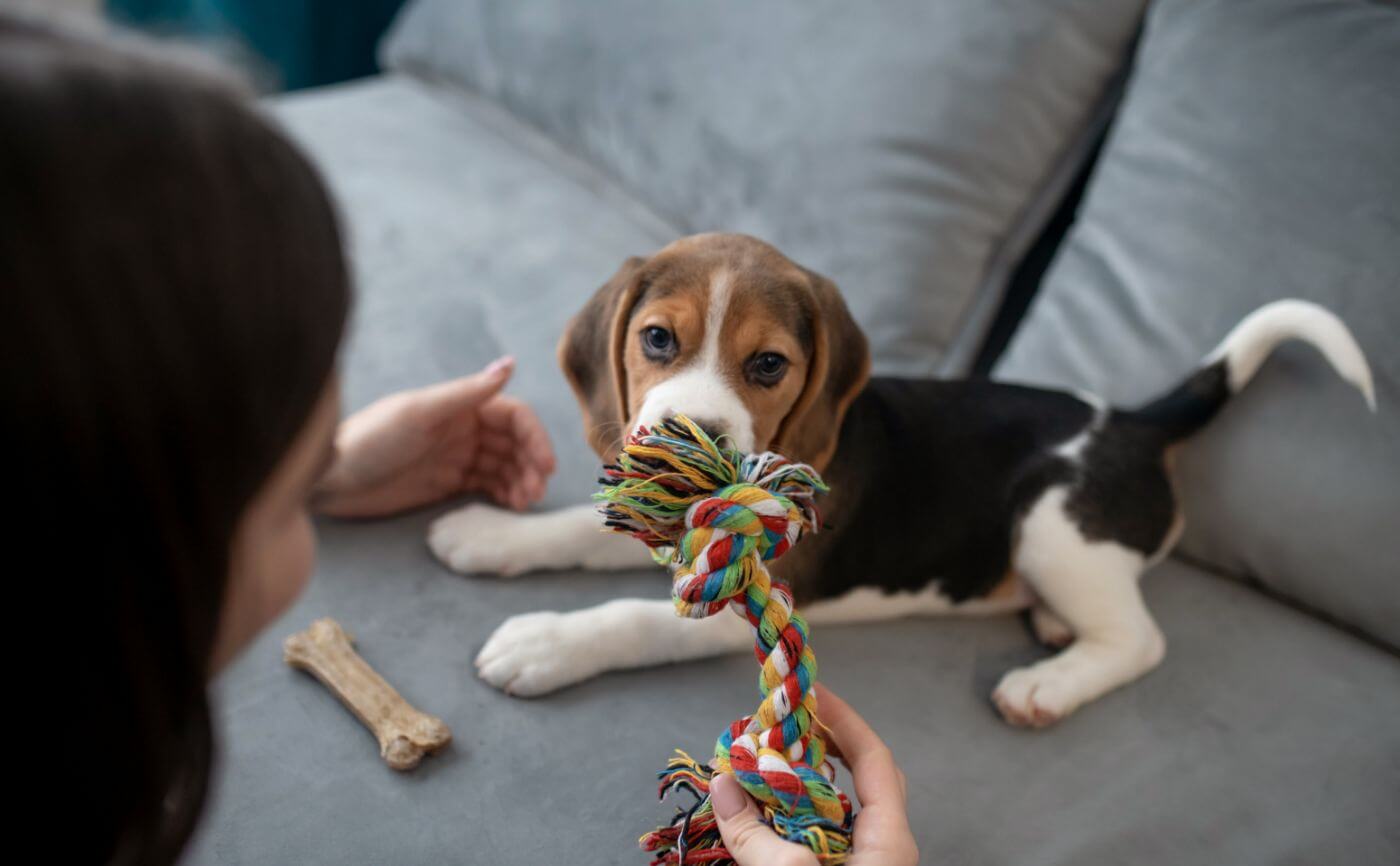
[430,233,1374,727]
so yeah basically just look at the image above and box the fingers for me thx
[710,774,820,866]
[814,685,905,802]
[416,357,553,511]
[481,394,556,473]
[412,356,515,419]
[475,395,555,509]
[458,426,547,511]
[461,468,522,511]
[813,685,917,864]
[322,358,557,516]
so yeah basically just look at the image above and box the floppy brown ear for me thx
[772,268,871,470]
[557,256,647,460]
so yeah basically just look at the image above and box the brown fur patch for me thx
[987,570,1025,600]
[621,281,709,418]
[716,288,810,449]
[560,233,870,471]
[617,235,822,450]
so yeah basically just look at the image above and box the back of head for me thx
[0,10,350,863]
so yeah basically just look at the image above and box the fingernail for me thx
[710,773,748,820]
[485,355,514,377]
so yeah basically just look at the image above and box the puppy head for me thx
[558,233,870,469]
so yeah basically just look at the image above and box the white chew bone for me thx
[283,618,451,770]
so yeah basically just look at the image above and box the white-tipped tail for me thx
[1205,299,1376,411]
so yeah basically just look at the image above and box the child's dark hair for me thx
[0,11,350,863]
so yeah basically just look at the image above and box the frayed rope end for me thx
[639,751,852,866]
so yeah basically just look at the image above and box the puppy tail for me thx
[1126,299,1375,441]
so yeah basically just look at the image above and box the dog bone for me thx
[283,618,451,770]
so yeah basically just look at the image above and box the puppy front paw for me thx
[474,611,608,696]
[428,503,538,576]
[992,664,1080,729]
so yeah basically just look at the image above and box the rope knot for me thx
[686,483,803,555]
[672,483,805,617]
[596,416,853,864]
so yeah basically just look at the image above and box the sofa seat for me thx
[189,523,1400,864]
[183,75,1400,865]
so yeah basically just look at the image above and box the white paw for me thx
[475,610,609,696]
[992,664,1081,728]
[429,504,537,576]
[1031,605,1074,649]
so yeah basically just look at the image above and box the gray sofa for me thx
[185,1,1400,863]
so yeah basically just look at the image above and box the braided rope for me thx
[596,416,853,865]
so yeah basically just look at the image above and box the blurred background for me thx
[69,0,407,90]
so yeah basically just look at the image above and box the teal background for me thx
[106,0,408,90]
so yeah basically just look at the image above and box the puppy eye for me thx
[749,352,789,386]
[641,326,676,360]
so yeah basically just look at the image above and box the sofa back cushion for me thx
[382,0,1147,375]
[996,0,1400,648]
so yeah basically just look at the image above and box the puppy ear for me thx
[773,268,870,469]
[557,256,647,459]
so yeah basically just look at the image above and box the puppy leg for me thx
[476,578,1036,697]
[475,598,752,696]
[428,502,657,577]
[993,488,1165,728]
[475,585,972,697]
[1030,604,1074,649]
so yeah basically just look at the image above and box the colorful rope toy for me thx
[595,416,855,865]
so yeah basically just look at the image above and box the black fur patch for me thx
[785,377,1184,605]
[789,378,1090,604]
[1122,360,1230,440]
[1064,415,1176,556]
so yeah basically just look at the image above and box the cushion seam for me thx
[938,49,1138,378]
[1170,550,1400,661]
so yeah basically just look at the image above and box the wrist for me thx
[310,448,356,515]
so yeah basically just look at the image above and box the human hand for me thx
[315,357,555,518]
[710,684,919,866]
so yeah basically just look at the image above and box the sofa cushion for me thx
[183,75,1400,865]
[262,75,681,499]
[189,533,1400,865]
[995,0,1400,648]
[381,0,1148,375]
